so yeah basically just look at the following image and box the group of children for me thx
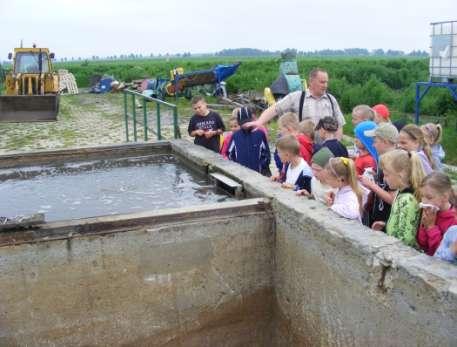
[188,96,456,265]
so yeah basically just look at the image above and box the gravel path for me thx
[0,93,195,154]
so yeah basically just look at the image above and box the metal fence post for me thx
[132,94,137,141]
[156,103,162,140]
[173,107,179,139]
[143,98,148,141]
[123,92,129,142]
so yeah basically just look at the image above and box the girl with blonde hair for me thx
[325,157,363,221]
[417,172,457,256]
[398,124,434,174]
[421,123,445,171]
[374,149,425,247]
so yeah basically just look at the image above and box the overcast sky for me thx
[0,0,455,59]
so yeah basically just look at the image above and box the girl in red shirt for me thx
[417,172,457,256]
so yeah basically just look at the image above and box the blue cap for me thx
[354,121,378,162]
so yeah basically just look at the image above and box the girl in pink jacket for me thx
[220,115,240,159]
[417,172,457,256]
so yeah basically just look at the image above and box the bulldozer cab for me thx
[14,50,52,74]
[0,46,59,123]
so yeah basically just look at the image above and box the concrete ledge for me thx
[0,198,271,247]
[0,141,172,168]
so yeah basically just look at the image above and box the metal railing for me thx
[123,89,181,142]
[0,64,5,95]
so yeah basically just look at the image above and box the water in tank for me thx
[430,21,457,81]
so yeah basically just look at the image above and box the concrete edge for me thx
[0,197,271,247]
[0,141,172,168]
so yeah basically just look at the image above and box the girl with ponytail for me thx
[398,124,434,174]
[374,149,425,247]
[421,123,445,171]
[324,157,363,221]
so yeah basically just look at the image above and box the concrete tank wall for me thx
[171,139,457,347]
[0,199,274,346]
[271,199,457,346]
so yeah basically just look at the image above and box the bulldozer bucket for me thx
[0,95,59,123]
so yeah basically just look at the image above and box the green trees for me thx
[56,57,456,117]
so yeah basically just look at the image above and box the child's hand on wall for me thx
[296,189,311,197]
[281,183,294,189]
[326,191,335,207]
[271,174,280,182]
[371,221,386,231]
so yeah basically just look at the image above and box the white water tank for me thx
[429,20,457,81]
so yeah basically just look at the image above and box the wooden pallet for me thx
[58,69,79,94]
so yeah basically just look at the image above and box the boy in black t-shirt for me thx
[188,96,225,152]
[313,116,349,158]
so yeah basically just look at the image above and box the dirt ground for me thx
[0,93,219,154]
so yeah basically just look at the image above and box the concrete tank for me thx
[0,141,456,346]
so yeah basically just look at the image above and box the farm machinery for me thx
[138,62,241,100]
[0,45,59,122]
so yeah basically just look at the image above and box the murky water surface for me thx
[0,154,235,221]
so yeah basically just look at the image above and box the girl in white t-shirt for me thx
[325,157,363,221]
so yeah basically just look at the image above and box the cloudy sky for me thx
[0,0,455,59]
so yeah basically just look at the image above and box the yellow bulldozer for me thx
[0,45,59,122]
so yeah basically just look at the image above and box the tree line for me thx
[57,57,455,118]
[216,48,428,57]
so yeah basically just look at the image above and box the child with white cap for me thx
[361,123,399,230]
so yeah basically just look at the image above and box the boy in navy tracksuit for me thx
[228,107,271,176]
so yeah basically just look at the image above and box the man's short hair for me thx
[352,105,375,121]
[191,95,205,105]
[309,68,328,81]
[276,134,300,156]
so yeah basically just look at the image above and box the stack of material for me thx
[131,79,144,91]
[58,69,79,94]
[222,91,268,112]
